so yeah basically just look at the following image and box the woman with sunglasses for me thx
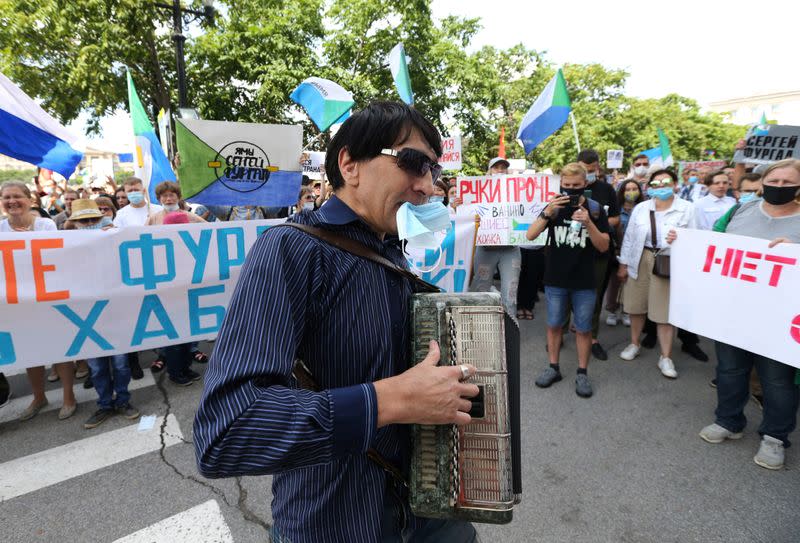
[617,169,695,379]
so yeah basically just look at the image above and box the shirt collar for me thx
[316,194,361,226]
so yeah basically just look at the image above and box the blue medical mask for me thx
[687,176,699,184]
[83,216,113,230]
[586,173,597,184]
[396,202,452,251]
[162,203,179,212]
[127,191,145,205]
[738,192,759,204]
[429,195,444,204]
[647,187,674,200]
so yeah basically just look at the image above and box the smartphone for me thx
[568,194,581,206]
[584,189,592,200]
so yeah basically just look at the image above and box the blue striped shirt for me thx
[194,195,416,542]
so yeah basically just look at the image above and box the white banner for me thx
[405,211,477,292]
[439,136,462,171]
[669,228,800,368]
[457,173,560,246]
[0,220,285,371]
[301,151,326,180]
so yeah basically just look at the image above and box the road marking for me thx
[0,371,156,424]
[112,500,234,543]
[0,414,182,501]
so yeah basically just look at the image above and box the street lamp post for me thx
[154,0,215,109]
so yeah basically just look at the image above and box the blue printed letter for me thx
[216,227,245,280]
[188,285,226,335]
[54,301,114,356]
[179,230,213,284]
[0,332,16,365]
[119,234,176,290]
[131,294,179,346]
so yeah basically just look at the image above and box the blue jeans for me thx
[380,486,479,543]
[714,341,799,447]
[544,286,596,333]
[87,354,131,410]
[163,343,192,379]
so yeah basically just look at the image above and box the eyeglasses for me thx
[98,207,111,212]
[649,179,674,188]
[634,162,649,167]
[380,148,442,183]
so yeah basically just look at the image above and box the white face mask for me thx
[634,165,648,176]
[302,202,315,211]
[163,203,179,212]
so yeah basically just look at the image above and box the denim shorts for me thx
[544,286,597,333]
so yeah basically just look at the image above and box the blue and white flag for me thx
[516,69,571,155]
[0,71,84,178]
[388,43,414,105]
[290,77,354,132]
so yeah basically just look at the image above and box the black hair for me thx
[301,175,311,186]
[577,149,600,165]
[704,169,728,186]
[648,168,678,184]
[616,178,644,208]
[740,172,762,183]
[633,153,649,162]
[324,101,442,190]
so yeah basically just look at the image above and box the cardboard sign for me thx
[457,174,560,246]
[669,228,800,368]
[440,136,462,171]
[301,151,326,180]
[607,150,623,169]
[0,220,285,370]
[733,124,800,165]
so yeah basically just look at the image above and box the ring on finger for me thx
[459,364,470,381]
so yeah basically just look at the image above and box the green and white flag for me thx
[388,43,413,105]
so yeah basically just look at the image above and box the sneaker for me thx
[169,374,193,387]
[699,423,743,444]
[0,374,10,408]
[130,359,144,381]
[84,408,115,429]
[619,343,641,361]
[658,356,678,379]
[682,343,709,362]
[621,313,631,327]
[754,435,784,470]
[47,368,59,382]
[605,312,618,326]
[641,334,657,349]
[591,343,608,361]
[83,376,94,389]
[184,369,202,382]
[535,367,562,388]
[116,403,140,420]
[575,374,593,398]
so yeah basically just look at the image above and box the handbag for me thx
[649,210,670,278]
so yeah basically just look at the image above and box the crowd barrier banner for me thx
[440,136,462,171]
[0,220,285,371]
[733,124,800,165]
[405,211,477,293]
[669,228,800,369]
[457,173,560,246]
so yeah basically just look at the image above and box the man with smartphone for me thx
[526,163,610,398]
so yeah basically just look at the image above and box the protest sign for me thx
[733,124,800,165]
[669,228,800,369]
[457,173,560,246]
[0,220,285,371]
[301,151,326,180]
[440,136,462,171]
[405,211,476,292]
[606,150,623,169]
[176,119,303,207]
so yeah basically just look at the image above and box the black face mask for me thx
[762,184,799,205]
[561,187,584,196]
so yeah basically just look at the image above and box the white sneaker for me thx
[605,312,619,326]
[622,313,631,327]
[754,435,785,470]
[619,343,641,361]
[699,423,743,444]
[658,356,678,379]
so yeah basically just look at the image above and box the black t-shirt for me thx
[543,199,610,290]
[586,180,618,256]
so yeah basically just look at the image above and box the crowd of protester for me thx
[0,141,798,471]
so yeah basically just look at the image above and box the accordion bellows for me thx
[408,292,521,524]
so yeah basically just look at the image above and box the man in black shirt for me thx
[576,149,620,361]
[526,163,610,398]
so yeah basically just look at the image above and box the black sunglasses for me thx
[380,148,442,183]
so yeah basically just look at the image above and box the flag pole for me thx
[569,112,581,153]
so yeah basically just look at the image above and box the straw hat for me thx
[68,199,104,220]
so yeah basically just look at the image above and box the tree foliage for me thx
[0,0,744,169]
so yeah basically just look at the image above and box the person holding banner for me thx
[526,163,610,398]
[194,102,480,543]
[685,158,800,470]
[469,156,521,320]
[0,181,78,420]
[617,169,695,379]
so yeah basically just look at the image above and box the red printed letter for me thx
[764,254,798,287]
[31,238,70,302]
[0,240,24,304]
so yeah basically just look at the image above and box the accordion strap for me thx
[292,360,408,488]
[273,223,440,293]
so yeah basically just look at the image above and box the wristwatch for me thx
[538,209,551,221]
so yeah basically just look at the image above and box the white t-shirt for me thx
[113,203,163,228]
[0,217,57,232]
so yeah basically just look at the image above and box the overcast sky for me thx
[76,0,799,151]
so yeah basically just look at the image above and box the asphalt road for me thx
[1,304,797,543]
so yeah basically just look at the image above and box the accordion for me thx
[408,292,522,524]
